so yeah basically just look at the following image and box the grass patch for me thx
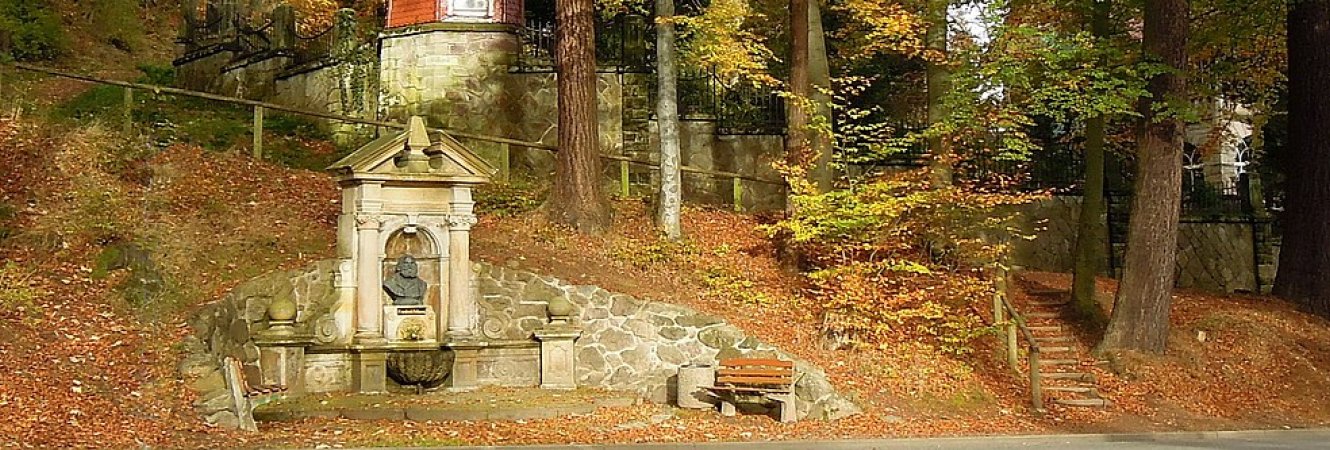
[0,202,15,240]
[0,262,44,324]
[47,66,355,171]
[475,179,546,217]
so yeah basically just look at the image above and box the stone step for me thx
[1028,326,1063,333]
[1041,359,1081,366]
[1041,372,1096,382]
[1026,312,1060,319]
[1039,346,1075,353]
[1033,336,1075,343]
[1028,301,1070,308]
[1045,386,1095,394]
[1053,398,1113,408]
[1027,288,1070,296]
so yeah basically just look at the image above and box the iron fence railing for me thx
[517,14,653,71]
[291,25,336,67]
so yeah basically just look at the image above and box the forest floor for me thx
[3,107,1330,448]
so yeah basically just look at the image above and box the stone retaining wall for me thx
[475,263,861,420]
[1011,195,1279,293]
[178,260,341,429]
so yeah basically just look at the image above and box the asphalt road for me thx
[361,429,1330,450]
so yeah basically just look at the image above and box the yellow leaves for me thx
[830,0,929,60]
[674,0,776,84]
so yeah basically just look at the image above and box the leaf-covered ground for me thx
[3,115,1330,449]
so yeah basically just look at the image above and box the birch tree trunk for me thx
[655,0,682,240]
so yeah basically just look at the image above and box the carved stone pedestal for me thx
[351,348,390,394]
[535,326,581,390]
[253,332,312,393]
[447,339,484,391]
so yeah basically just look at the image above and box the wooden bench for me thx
[221,357,288,431]
[705,358,799,423]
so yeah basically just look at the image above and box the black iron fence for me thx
[176,3,371,71]
[646,69,786,135]
[516,14,653,71]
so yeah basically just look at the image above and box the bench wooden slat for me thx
[720,358,793,368]
[717,368,792,377]
[717,376,793,385]
[707,386,793,393]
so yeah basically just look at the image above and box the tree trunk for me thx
[1098,0,1188,354]
[1070,0,1110,327]
[785,0,811,171]
[1274,0,1330,316]
[807,0,835,193]
[925,0,952,188]
[777,0,812,271]
[549,0,611,233]
[655,0,682,240]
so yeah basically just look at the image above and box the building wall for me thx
[379,25,519,165]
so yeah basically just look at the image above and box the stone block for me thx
[206,411,240,429]
[342,408,406,421]
[405,407,486,422]
[624,319,657,339]
[610,295,644,316]
[352,351,389,394]
[657,345,687,365]
[598,328,635,350]
[192,370,226,393]
[658,326,688,341]
[304,353,352,393]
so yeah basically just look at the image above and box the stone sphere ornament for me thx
[546,296,573,324]
[267,296,298,322]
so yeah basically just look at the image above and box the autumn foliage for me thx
[768,169,1040,353]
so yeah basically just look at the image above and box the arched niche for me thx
[382,227,443,310]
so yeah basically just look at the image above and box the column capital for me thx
[446,214,478,230]
[355,214,385,230]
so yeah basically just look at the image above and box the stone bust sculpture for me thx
[384,255,427,306]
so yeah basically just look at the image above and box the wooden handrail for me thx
[7,62,787,188]
[994,265,1045,412]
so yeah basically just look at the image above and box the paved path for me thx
[360,429,1330,450]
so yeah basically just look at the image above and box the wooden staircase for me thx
[1019,284,1113,408]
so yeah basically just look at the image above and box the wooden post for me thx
[252,105,265,159]
[1006,317,1019,370]
[620,160,630,197]
[122,87,134,135]
[1029,347,1044,412]
[994,267,1018,369]
[732,176,744,212]
[499,143,511,183]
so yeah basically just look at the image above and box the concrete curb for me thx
[332,428,1330,450]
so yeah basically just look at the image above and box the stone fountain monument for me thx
[324,116,496,393]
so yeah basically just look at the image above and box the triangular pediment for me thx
[327,117,496,184]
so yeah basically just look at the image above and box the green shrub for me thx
[92,0,143,52]
[135,64,176,85]
[476,181,546,217]
[0,0,67,61]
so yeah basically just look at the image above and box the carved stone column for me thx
[354,214,386,344]
[446,187,477,336]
